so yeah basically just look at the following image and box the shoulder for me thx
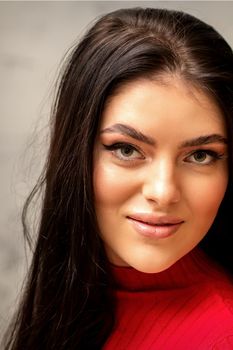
[202,261,233,349]
[201,254,233,318]
[187,252,233,348]
[206,259,233,314]
[211,335,233,350]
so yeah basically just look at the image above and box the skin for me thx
[93,77,229,273]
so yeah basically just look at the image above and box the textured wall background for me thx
[1,0,233,338]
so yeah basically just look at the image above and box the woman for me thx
[3,7,233,350]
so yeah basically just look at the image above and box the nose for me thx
[142,159,181,206]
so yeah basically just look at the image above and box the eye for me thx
[103,142,144,161]
[185,150,225,165]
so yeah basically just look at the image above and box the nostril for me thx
[142,180,181,205]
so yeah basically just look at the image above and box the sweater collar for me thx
[109,248,223,291]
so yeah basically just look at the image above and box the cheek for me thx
[187,171,228,223]
[93,162,136,207]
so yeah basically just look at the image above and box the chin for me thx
[129,257,178,274]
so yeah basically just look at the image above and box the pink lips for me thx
[127,213,184,239]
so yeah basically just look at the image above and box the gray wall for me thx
[1,0,233,336]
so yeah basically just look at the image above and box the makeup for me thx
[93,78,228,272]
[127,214,184,239]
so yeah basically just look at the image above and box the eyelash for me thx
[185,149,225,165]
[103,142,226,165]
[103,142,144,161]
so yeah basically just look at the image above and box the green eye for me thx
[103,142,145,161]
[186,149,224,165]
[193,151,207,162]
[120,145,135,157]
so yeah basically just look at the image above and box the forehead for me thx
[102,77,226,136]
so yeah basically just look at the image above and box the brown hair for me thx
[3,7,233,349]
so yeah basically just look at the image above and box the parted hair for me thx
[3,7,233,350]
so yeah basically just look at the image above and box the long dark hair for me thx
[3,7,233,349]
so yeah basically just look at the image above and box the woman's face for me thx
[93,77,228,273]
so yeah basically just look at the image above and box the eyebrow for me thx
[100,123,228,147]
[180,134,228,148]
[100,123,155,145]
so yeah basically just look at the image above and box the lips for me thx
[127,213,184,239]
[127,213,184,225]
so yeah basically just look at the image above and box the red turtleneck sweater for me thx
[104,248,233,349]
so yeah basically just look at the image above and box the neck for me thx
[109,248,223,291]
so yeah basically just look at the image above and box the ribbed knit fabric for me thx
[103,248,233,350]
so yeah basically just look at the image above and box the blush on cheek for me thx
[94,164,136,205]
[191,173,227,205]
[185,173,227,232]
